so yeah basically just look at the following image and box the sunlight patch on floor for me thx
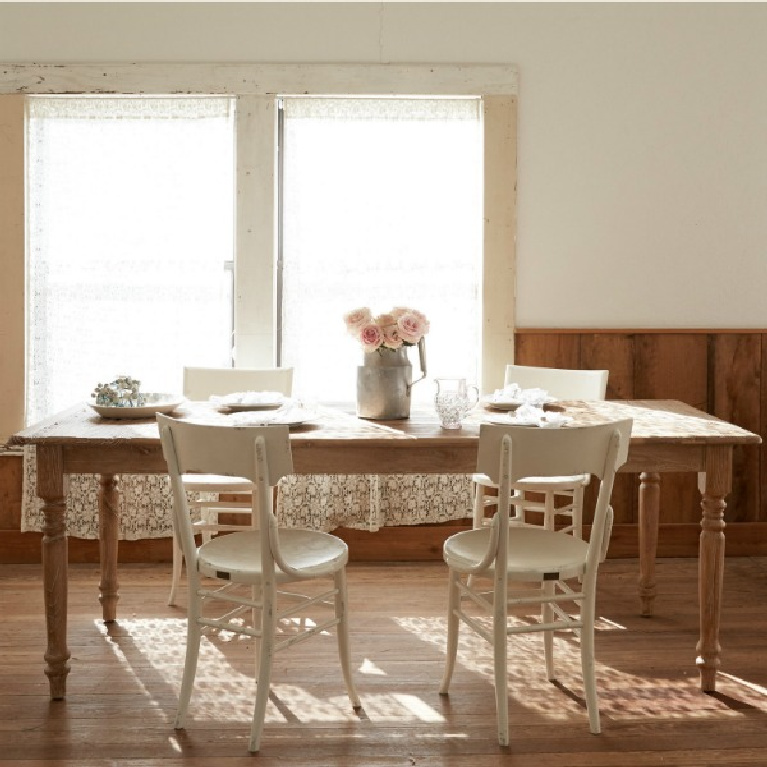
[391,615,767,721]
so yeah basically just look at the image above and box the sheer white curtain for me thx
[278,97,483,529]
[23,96,235,538]
[280,97,483,400]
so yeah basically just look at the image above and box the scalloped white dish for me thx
[89,396,185,419]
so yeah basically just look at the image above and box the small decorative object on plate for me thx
[344,305,429,420]
[89,375,184,418]
[93,374,145,407]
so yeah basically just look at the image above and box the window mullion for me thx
[234,94,278,368]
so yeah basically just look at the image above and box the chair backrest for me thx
[182,366,294,400]
[503,364,608,400]
[157,414,295,577]
[477,420,632,486]
[476,420,632,574]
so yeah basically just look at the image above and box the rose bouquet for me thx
[343,306,430,354]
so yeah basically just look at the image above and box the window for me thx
[0,64,517,526]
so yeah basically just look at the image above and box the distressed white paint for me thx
[0,62,518,97]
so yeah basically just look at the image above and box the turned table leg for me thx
[98,473,120,623]
[696,446,731,692]
[638,471,660,617]
[37,445,71,700]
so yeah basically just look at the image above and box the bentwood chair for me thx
[158,414,361,753]
[167,366,294,606]
[441,419,632,745]
[473,365,609,537]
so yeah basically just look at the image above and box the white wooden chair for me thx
[440,419,632,745]
[473,364,609,536]
[167,366,294,606]
[158,414,361,753]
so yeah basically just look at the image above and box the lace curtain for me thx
[277,96,483,521]
[22,96,235,538]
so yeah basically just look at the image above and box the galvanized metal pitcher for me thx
[356,338,427,420]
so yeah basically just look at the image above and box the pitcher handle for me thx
[407,337,427,394]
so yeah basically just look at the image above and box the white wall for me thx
[1,2,766,328]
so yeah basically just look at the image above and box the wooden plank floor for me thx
[1,558,767,765]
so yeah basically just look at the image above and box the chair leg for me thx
[542,581,555,681]
[493,597,509,747]
[439,570,461,694]
[472,483,486,529]
[200,505,215,545]
[543,490,556,530]
[251,584,262,671]
[249,585,276,754]
[572,484,585,540]
[580,591,601,734]
[334,570,361,709]
[167,530,184,607]
[175,588,202,729]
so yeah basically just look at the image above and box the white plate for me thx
[482,397,558,412]
[220,401,284,412]
[89,396,185,419]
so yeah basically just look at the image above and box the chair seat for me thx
[444,525,589,582]
[198,529,349,584]
[182,473,253,492]
[471,472,590,492]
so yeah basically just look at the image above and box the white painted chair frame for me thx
[441,419,632,746]
[158,414,361,753]
[167,366,294,606]
[472,365,610,536]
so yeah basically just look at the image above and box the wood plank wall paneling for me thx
[711,334,761,523]
[515,329,767,540]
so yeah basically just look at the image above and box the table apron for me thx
[58,442,711,477]
[62,444,168,475]
[621,443,706,474]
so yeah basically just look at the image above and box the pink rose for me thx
[381,323,403,349]
[343,307,372,335]
[359,323,384,352]
[397,311,430,344]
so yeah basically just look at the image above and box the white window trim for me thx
[0,62,517,441]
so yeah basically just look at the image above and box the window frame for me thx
[0,62,517,442]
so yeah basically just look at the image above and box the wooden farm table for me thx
[9,399,760,700]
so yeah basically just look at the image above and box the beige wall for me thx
[1,3,766,435]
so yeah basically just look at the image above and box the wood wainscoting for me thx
[514,328,767,558]
[1,327,766,563]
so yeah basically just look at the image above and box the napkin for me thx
[490,403,572,428]
[489,384,555,406]
[228,401,314,426]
